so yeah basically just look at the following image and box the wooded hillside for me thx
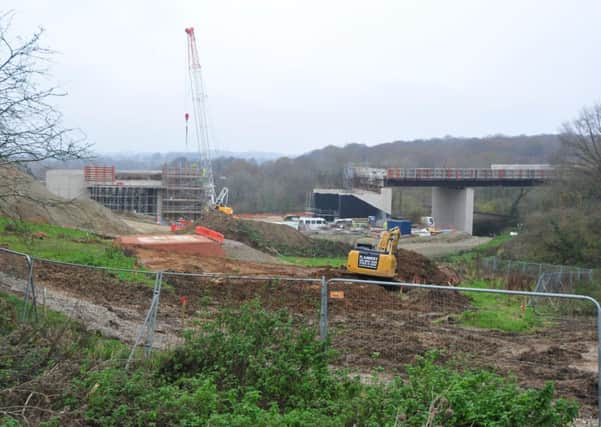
[214,134,559,213]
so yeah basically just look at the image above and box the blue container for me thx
[387,219,411,235]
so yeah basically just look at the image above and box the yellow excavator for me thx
[215,204,233,215]
[213,188,233,215]
[346,227,400,279]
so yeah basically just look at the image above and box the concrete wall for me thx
[431,187,474,234]
[313,188,392,216]
[351,188,392,215]
[46,169,87,200]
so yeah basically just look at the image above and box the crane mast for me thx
[185,27,216,205]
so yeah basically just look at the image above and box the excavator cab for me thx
[346,227,401,279]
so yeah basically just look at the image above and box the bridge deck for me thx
[351,167,555,188]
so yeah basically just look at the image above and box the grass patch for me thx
[280,256,347,267]
[0,217,152,284]
[459,279,544,332]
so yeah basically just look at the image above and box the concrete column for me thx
[431,187,474,234]
[391,188,403,218]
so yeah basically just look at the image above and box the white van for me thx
[333,218,353,229]
[297,217,327,231]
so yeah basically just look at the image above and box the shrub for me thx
[76,303,577,427]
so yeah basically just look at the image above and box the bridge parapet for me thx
[351,166,555,189]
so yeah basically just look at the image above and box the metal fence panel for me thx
[1,245,600,423]
[0,248,35,321]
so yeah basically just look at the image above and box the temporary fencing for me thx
[323,277,601,422]
[1,246,600,422]
[480,256,595,284]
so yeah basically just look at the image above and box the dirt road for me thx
[121,218,171,234]
[398,235,491,258]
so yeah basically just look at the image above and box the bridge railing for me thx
[386,167,554,180]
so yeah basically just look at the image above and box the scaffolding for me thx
[161,165,206,220]
[82,164,207,222]
[88,185,159,217]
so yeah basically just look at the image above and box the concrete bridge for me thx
[349,165,555,234]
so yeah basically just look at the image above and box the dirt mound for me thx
[317,248,455,285]
[223,239,282,264]
[395,248,452,284]
[0,167,132,236]
[191,210,350,257]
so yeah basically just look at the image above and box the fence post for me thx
[319,276,328,341]
[144,271,163,357]
[126,271,163,369]
[21,256,38,322]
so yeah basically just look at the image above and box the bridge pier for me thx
[431,187,474,234]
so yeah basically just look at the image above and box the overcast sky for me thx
[4,0,601,155]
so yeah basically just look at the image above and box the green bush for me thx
[75,303,578,427]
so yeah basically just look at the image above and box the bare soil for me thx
[190,210,351,257]
[133,247,313,276]
[0,249,596,416]
[222,239,283,264]
[318,247,456,284]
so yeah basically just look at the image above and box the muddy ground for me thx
[0,250,597,417]
[190,210,351,257]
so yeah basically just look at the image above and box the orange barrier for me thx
[170,218,192,232]
[195,226,224,244]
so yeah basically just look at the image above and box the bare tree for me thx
[559,103,601,199]
[0,12,90,200]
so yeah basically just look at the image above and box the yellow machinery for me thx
[216,204,233,215]
[213,188,233,215]
[346,227,400,279]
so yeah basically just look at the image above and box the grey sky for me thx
[4,0,601,155]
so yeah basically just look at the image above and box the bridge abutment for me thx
[431,187,474,234]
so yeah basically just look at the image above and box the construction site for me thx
[1,12,600,427]
[46,164,208,222]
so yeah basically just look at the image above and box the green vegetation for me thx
[280,256,346,267]
[459,279,543,333]
[0,291,131,425]
[0,296,577,426]
[0,217,151,283]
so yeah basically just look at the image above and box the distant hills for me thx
[297,134,560,169]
